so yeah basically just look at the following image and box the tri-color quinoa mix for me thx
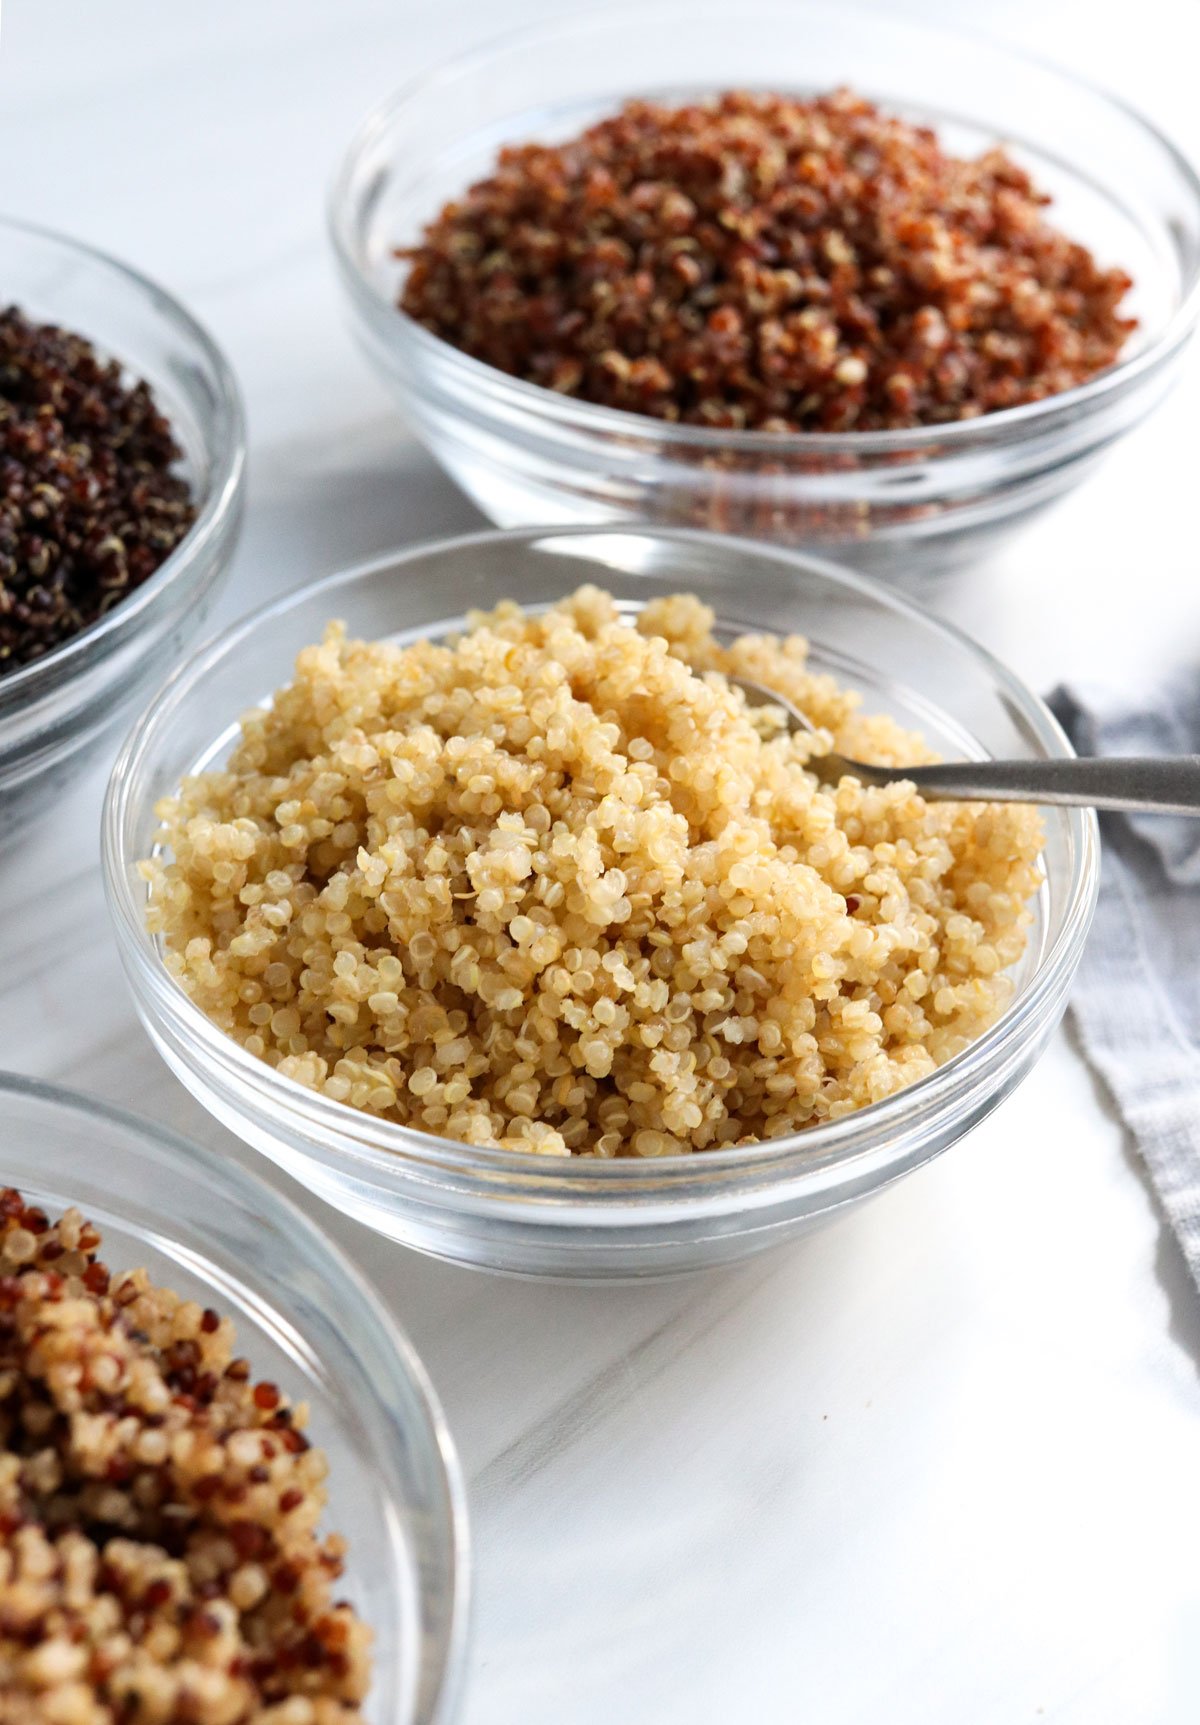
[400,88,1135,431]
[0,1189,370,1724]
[0,306,196,677]
[143,587,1042,1157]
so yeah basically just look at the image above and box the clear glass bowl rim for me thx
[0,1065,471,1722]
[0,214,247,711]
[328,0,1200,460]
[103,522,1100,1198]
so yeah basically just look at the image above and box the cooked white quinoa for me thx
[0,1190,370,1725]
[143,587,1042,1156]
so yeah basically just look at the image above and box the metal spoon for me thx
[727,675,1200,816]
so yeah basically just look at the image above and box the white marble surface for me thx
[2,1,1200,1719]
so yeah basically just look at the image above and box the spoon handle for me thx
[888,755,1200,815]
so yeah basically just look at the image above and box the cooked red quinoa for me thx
[399,87,1135,432]
[0,1189,370,1724]
[0,307,196,677]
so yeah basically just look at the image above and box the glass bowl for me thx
[103,525,1099,1279]
[0,1070,469,1724]
[0,217,245,842]
[329,0,1200,580]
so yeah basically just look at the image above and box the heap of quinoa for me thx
[143,587,1043,1158]
[400,88,1135,431]
[0,1189,370,1724]
[0,306,196,676]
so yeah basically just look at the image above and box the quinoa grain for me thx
[400,89,1133,432]
[0,308,196,675]
[144,587,1042,1155]
[0,1191,370,1724]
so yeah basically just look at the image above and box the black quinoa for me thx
[0,306,196,677]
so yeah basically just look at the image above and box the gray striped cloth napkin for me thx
[1049,681,1200,1293]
